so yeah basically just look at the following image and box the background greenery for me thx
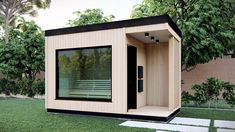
[0,0,51,44]
[0,18,45,97]
[131,0,235,71]
[182,77,235,108]
[67,9,114,26]
[0,0,234,106]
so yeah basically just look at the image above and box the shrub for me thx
[181,91,193,104]
[202,78,223,102]
[191,84,207,105]
[184,77,235,107]
[33,79,45,96]
[9,79,45,98]
[0,78,18,95]
[222,82,235,107]
[15,79,28,96]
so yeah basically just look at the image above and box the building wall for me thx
[168,37,181,110]
[182,58,235,93]
[173,38,181,108]
[46,28,128,114]
[46,23,181,115]
[126,35,147,108]
[146,43,169,107]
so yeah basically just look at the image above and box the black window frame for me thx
[55,45,112,102]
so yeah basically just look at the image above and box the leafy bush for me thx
[0,78,18,95]
[33,79,45,96]
[182,77,235,107]
[15,79,28,96]
[202,78,223,102]
[191,84,207,105]
[181,91,193,104]
[16,79,45,97]
[222,82,235,107]
[1,79,45,98]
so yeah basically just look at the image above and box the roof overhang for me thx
[45,15,181,39]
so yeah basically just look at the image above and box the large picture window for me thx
[56,46,112,101]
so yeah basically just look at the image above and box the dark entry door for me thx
[127,46,137,110]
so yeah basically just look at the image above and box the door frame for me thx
[127,45,137,110]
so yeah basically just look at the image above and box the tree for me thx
[17,18,44,97]
[0,41,25,79]
[68,8,114,26]
[131,0,235,70]
[0,0,51,44]
[0,18,45,97]
[0,16,3,25]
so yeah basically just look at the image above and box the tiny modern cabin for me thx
[45,15,181,121]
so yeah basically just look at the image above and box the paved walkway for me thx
[217,129,235,132]
[120,117,235,132]
[120,121,208,132]
[170,117,210,127]
[214,120,235,129]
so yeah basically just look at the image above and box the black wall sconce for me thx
[145,33,149,37]
[151,36,155,41]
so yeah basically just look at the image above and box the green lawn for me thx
[0,98,153,132]
[178,107,235,132]
[0,98,235,132]
[178,107,235,121]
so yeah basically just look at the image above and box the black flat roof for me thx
[45,15,181,37]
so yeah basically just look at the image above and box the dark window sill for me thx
[55,97,112,102]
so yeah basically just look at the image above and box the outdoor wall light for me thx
[145,33,149,37]
[151,36,155,41]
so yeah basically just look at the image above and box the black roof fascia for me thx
[45,15,181,37]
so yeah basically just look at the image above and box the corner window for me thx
[56,46,112,101]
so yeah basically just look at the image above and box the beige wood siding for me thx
[146,43,169,107]
[167,25,181,42]
[126,35,147,108]
[46,28,128,114]
[169,37,174,110]
[168,37,180,110]
[45,23,181,115]
[174,38,180,108]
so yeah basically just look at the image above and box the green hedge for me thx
[0,79,45,97]
[182,77,235,107]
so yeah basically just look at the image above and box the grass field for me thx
[0,98,235,132]
[177,107,235,132]
[0,98,153,132]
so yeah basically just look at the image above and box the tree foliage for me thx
[0,18,44,97]
[131,0,235,70]
[0,0,51,44]
[0,40,25,79]
[16,18,45,81]
[0,16,3,25]
[68,9,114,26]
